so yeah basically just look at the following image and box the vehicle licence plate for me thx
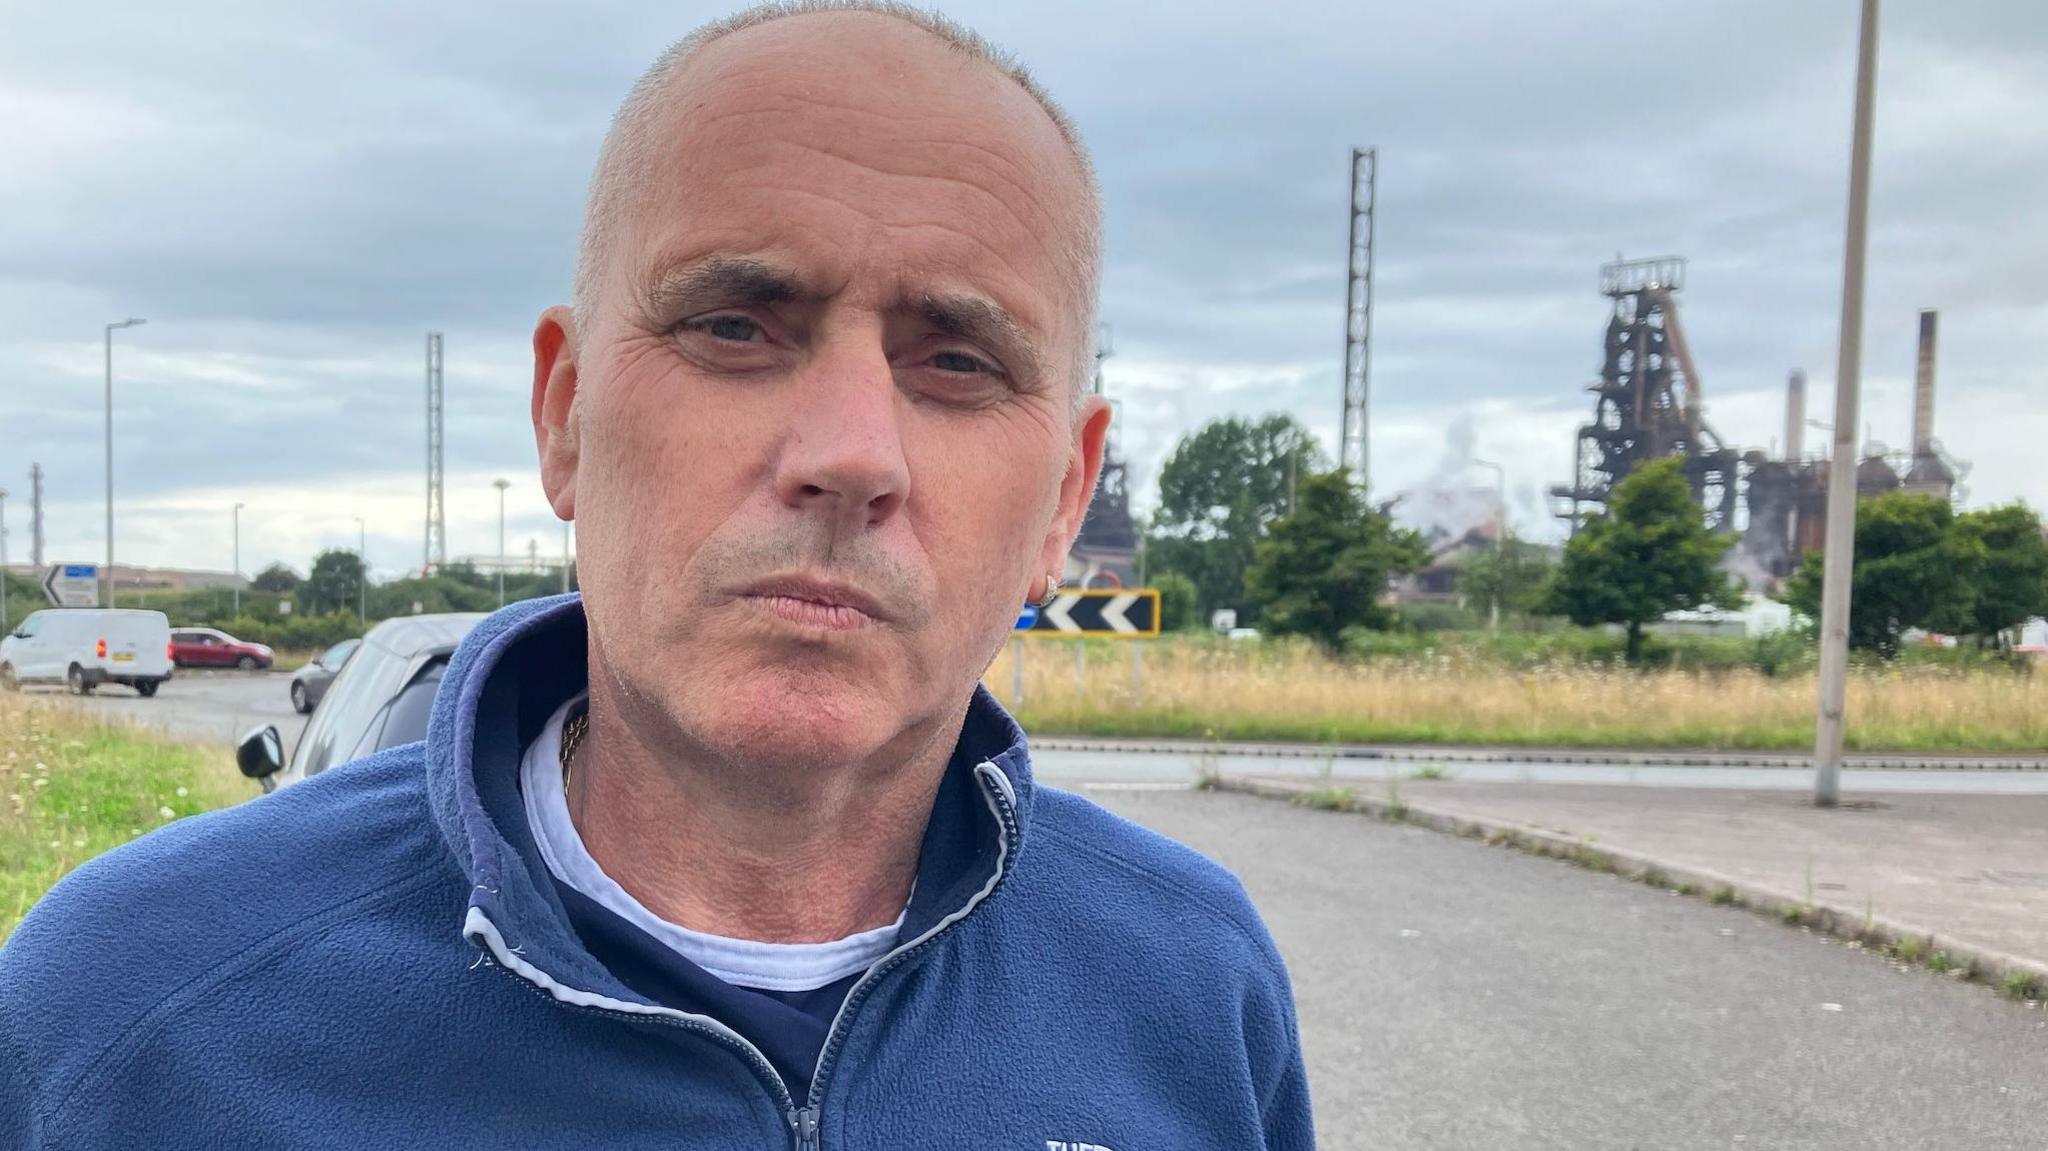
[113,653,135,662]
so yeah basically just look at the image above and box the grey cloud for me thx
[2,0,2044,570]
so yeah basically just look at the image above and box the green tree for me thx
[1143,414,1327,623]
[439,561,490,590]
[301,549,365,617]
[1783,491,1961,657]
[1456,531,1555,628]
[1,570,40,632]
[249,562,302,595]
[1947,503,2048,647]
[1543,457,1740,662]
[1243,469,1426,648]
[1150,571,1202,632]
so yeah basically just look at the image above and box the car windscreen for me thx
[320,638,361,670]
[291,642,415,778]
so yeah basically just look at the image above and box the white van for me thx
[0,609,175,697]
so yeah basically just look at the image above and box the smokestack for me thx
[1913,309,1937,455]
[1784,370,1807,462]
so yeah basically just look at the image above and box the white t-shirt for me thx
[519,695,903,993]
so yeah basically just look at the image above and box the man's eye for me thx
[689,315,764,342]
[931,350,994,374]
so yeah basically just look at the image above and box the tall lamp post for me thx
[355,517,368,626]
[104,317,147,607]
[493,479,510,608]
[231,502,246,616]
[1814,0,1882,808]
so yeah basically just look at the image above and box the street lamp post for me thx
[104,317,147,608]
[1814,0,1882,808]
[355,517,368,626]
[232,502,245,617]
[493,479,510,608]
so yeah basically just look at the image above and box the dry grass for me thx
[0,693,251,941]
[987,636,2048,752]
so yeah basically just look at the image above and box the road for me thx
[20,670,307,755]
[1087,786,2048,1151]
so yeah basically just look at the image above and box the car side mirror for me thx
[236,725,286,791]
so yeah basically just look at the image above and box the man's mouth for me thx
[736,575,889,631]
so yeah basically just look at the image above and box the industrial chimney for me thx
[1901,308,1955,500]
[1783,370,1806,461]
[1912,309,1936,455]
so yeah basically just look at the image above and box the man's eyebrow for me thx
[914,291,1045,382]
[643,256,805,319]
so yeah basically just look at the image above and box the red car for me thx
[169,627,275,671]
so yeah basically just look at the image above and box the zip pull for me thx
[790,1106,821,1151]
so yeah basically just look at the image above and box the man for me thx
[0,4,1312,1147]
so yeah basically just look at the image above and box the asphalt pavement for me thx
[20,669,307,754]
[1335,777,2048,974]
[1084,786,2048,1151]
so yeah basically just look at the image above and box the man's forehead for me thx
[614,23,1080,314]
[640,13,1084,230]
[673,11,1060,137]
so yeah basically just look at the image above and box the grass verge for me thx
[1,694,250,942]
[992,635,2048,753]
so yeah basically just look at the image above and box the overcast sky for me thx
[3,0,2044,580]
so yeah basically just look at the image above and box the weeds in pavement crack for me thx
[2000,972,2042,1002]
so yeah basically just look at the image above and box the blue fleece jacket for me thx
[0,595,1313,1150]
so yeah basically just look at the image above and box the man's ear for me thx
[1036,395,1113,586]
[532,305,581,521]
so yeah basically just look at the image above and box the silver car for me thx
[239,614,483,791]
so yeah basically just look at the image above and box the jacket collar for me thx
[424,594,1036,999]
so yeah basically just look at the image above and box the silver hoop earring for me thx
[1038,573,1062,609]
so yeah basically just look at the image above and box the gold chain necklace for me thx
[559,707,589,795]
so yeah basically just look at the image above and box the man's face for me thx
[537,14,1108,771]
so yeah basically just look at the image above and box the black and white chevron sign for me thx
[1022,589,1160,637]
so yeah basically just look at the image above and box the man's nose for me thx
[773,337,911,530]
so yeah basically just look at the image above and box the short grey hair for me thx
[573,1,1103,406]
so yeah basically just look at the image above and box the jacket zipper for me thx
[794,762,1021,1148]
[792,1105,821,1151]
[471,759,1019,1151]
